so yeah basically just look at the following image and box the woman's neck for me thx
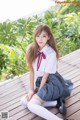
[39,43,48,51]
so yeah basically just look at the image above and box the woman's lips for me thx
[38,42,43,44]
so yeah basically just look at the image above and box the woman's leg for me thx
[42,100,57,107]
[20,95,28,107]
[27,95,63,120]
[20,95,57,107]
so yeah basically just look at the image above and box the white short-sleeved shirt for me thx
[32,44,57,79]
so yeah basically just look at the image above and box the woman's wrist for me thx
[30,89,34,93]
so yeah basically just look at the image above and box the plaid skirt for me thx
[34,72,73,101]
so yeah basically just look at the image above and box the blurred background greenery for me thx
[0,3,80,80]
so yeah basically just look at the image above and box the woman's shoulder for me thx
[46,46,56,57]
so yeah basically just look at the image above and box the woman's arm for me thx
[29,67,34,91]
[27,67,34,101]
[39,72,49,90]
[39,52,57,90]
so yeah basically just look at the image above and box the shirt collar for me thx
[39,44,49,53]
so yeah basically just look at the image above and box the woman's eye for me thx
[36,35,39,37]
[43,36,46,37]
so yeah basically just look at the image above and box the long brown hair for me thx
[26,24,59,69]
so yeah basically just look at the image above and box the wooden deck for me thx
[0,49,80,120]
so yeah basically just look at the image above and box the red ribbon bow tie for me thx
[36,52,46,71]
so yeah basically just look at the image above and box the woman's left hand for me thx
[27,90,35,101]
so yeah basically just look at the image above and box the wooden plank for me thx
[0,85,26,98]
[32,117,45,120]
[65,101,80,117]
[61,53,80,69]
[68,74,80,83]
[59,66,79,75]
[0,91,27,109]
[66,85,80,100]
[65,93,80,107]
[58,64,76,73]
[0,89,28,110]
[9,109,30,120]
[67,110,80,120]
[61,53,79,62]
[0,75,29,94]
[0,72,29,86]
[0,80,29,96]
[62,59,80,69]
[61,51,80,61]
[0,87,28,104]
[9,106,27,117]
[60,49,80,60]
[73,80,80,89]
[17,112,37,120]
[61,69,80,80]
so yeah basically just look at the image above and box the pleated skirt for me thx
[34,72,73,101]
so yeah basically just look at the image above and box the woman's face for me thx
[36,31,50,49]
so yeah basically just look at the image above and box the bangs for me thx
[34,25,49,36]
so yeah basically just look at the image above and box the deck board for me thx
[0,49,80,120]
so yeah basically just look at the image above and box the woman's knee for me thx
[27,97,41,111]
[20,95,28,107]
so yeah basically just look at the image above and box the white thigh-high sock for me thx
[42,101,57,107]
[27,98,63,120]
[20,96,28,107]
[20,96,57,107]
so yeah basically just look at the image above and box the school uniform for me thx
[32,44,73,101]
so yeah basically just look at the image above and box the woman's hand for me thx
[27,90,35,101]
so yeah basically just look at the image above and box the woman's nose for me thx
[39,37,42,41]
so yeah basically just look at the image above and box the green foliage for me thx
[0,47,9,78]
[0,4,80,80]
[58,0,80,14]
[59,4,80,14]
[0,20,17,46]
[53,12,80,55]
[0,44,27,79]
